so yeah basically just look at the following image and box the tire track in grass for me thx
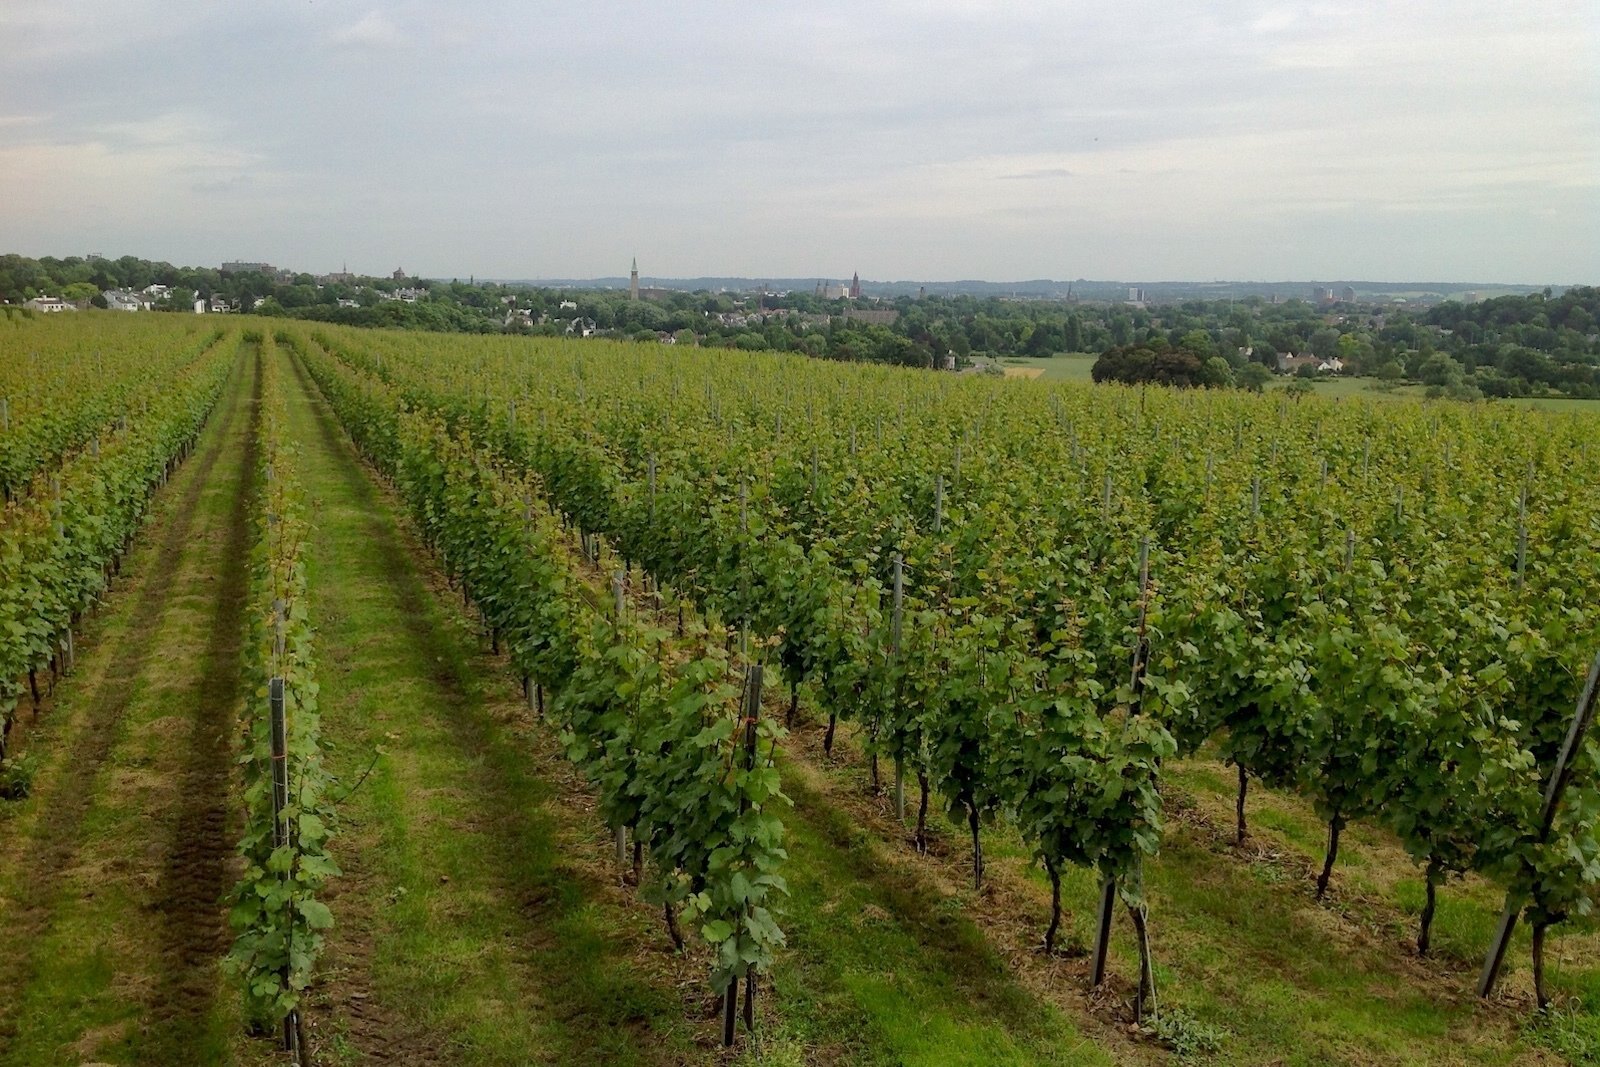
[0,344,253,1061]
[142,344,260,1055]
[281,347,703,1066]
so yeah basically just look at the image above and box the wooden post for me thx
[0,396,8,432]
[1516,481,1528,592]
[1478,648,1600,997]
[743,969,756,1033]
[722,983,738,1047]
[269,677,299,1058]
[1131,538,1151,696]
[933,475,943,534]
[1090,877,1117,986]
[716,665,767,1046]
[1102,472,1113,520]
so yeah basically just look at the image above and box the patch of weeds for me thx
[1525,1002,1600,1065]
[1145,1007,1227,1062]
[1247,861,1288,886]
[0,752,39,799]
[731,1028,809,1067]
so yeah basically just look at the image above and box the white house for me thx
[142,283,171,300]
[193,298,208,314]
[23,296,73,313]
[102,289,146,312]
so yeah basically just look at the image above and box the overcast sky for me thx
[2,1,1596,283]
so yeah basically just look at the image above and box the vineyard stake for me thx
[647,453,656,521]
[1090,877,1117,986]
[891,554,905,819]
[1515,481,1528,592]
[722,981,737,1047]
[725,663,765,1045]
[269,676,300,1059]
[1477,648,1600,997]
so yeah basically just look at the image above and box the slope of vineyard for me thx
[0,331,258,1064]
[2,312,1598,1065]
[0,313,224,503]
[281,320,1600,1060]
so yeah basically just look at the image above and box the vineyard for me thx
[0,311,1597,1066]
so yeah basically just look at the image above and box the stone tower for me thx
[630,257,640,301]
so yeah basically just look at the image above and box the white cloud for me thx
[326,10,404,49]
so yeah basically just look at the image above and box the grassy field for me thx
[1000,354,1600,414]
[1001,354,1099,382]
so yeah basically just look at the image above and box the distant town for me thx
[3,251,1594,400]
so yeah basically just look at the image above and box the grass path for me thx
[280,346,715,1065]
[285,344,1120,1066]
[0,341,259,1066]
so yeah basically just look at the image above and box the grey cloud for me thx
[0,0,1594,282]
[999,168,1075,181]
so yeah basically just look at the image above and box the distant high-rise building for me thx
[1314,286,1335,304]
[1341,286,1356,304]
[630,257,639,301]
[849,272,860,299]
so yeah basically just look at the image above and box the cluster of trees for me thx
[1090,338,1277,391]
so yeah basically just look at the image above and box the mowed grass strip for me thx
[280,346,709,1065]
[782,704,1600,1066]
[0,343,260,1067]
